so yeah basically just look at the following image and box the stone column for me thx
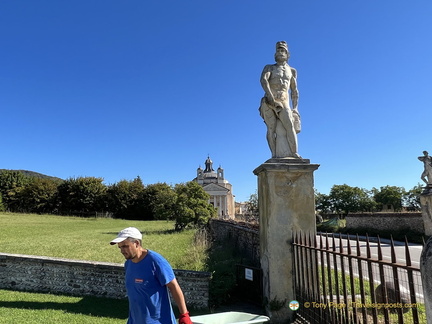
[420,185,432,236]
[253,158,319,323]
[421,236,432,324]
[223,195,228,218]
[219,195,223,217]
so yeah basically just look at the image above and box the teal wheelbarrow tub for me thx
[190,311,270,324]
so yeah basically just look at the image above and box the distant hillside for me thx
[0,169,63,182]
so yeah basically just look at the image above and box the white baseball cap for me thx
[110,227,142,245]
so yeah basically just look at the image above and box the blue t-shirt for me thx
[124,250,176,324]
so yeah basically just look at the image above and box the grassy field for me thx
[0,212,206,270]
[0,290,128,324]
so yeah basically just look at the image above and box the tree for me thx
[57,177,107,216]
[357,189,377,213]
[245,191,259,220]
[18,178,60,214]
[172,181,216,231]
[373,185,405,212]
[143,183,177,220]
[0,193,5,212]
[0,170,31,211]
[107,177,145,219]
[329,184,375,216]
[315,190,332,214]
[403,184,422,211]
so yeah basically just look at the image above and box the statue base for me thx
[253,158,319,323]
[420,189,432,236]
[264,157,310,164]
[422,184,432,195]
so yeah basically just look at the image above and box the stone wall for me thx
[345,212,424,234]
[0,252,210,308]
[209,219,260,266]
[210,215,424,263]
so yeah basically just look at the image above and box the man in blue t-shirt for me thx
[110,227,192,324]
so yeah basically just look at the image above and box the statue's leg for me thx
[427,171,432,185]
[278,108,298,156]
[422,171,428,185]
[260,103,277,157]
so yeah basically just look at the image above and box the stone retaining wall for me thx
[0,252,210,308]
[345,212,424,234]
[209,219,260,266]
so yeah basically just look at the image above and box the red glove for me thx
[179,311,192,324]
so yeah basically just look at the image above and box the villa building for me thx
[194,156,235,219]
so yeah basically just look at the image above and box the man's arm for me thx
[167,278,190,323]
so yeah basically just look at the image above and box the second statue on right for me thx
[259,41,301,159]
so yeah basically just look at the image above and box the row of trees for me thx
[0,170,216,230]
[244,184,423,220]
[315,184,423,216]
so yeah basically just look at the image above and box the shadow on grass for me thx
[104,229,177,236]
[141,229,177,235]
[0,294,129,319]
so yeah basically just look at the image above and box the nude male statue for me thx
[259,41,301,158]
[419,151,432,185]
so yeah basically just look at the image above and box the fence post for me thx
[253,159,319,323]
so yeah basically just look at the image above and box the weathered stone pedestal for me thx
[253,158,319,323]
[421,236,432,324]
[420,185,432,236]
[420,186,432,323]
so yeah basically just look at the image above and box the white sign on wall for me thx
[245,268,253,281]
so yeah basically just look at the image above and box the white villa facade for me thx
[194,156,235,219]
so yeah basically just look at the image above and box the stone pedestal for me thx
[253,158,319,323]
[420,186,432,236]
[421,237,432,324]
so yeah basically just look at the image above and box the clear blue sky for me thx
[1,1,431,202]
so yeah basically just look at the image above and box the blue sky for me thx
[1,1,431,202]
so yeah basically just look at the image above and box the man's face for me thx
[118,240,138,260]
[275,48,288,62]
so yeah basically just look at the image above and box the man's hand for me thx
[265,96,276,108]
[179,311,192,324]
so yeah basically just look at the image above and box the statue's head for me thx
[424,151,429,156]
[274,41,290,62]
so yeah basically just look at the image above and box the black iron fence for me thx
[293,232,425,324]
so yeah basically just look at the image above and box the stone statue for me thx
[259,41,301,158]
[419,151,432,185]
[204,156,214,173]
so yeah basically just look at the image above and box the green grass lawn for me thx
[0,212,203,269]
[0,290,128,324]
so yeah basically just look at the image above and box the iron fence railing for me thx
[293,232,425,324]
